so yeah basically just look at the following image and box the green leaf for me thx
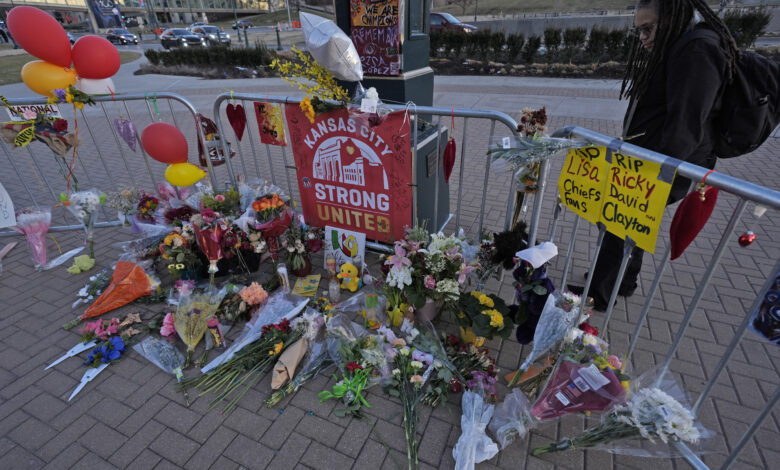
[532,285,548,296]
[521,284,534,293]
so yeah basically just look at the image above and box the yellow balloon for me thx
[21,60,77,97]
[165,163,206,187]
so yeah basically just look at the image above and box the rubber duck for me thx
[337,263,360,292]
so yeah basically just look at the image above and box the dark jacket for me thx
[623,24,728,200]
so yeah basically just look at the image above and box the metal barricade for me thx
[0,92,211,236]
[209,92,523,252]
[534,126,780,469]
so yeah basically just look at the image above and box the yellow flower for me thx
[483,309,503,328]
[74,102,84,110]
[164,233,185,247]
[479,294,494,308]
[269,341,283,356]
[47,96,58,104]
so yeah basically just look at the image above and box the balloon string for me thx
[66,104,78,194]
[108,86,123,119]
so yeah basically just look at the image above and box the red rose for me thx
[447,334,460,346]
[450,379,463,393]
[346,362,364,372]
[52,119,68,132]
[578,322,599,336]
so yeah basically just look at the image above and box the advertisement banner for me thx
[254,102,287,146]
[557,146,675,253]
[285,105,412,243]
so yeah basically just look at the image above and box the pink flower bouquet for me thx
[12,208,51,270]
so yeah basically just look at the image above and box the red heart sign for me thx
[669,187,719,260]
[442,138,456,183]
[226,103,246,141]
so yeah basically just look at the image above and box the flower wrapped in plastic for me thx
[488,389,536,449]
[65,189,105,259]
[12,207,51,270]
[533,377,707,457]
[452,390,499,470]
[253,193,292,261]
[190,209,225,284]
[174,289,226,366]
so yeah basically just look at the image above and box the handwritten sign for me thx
[350,0,399,27]
[558,146,674,253]
[0,182,16,229]
[324,226,366,272]
[254,102,287,146]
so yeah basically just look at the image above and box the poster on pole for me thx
[253,102,287,146]
[350,0,401,76]
[285,105,412,243]
[557,146,675,253]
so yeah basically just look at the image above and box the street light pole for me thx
[474,0,478,23]
[285,0,292,28]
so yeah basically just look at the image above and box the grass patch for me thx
[439,0,632,16]
[0,51,141,86]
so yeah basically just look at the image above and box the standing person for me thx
[568,0,739,310]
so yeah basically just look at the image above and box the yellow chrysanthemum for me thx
[269,341,284,356]
[163,233,185,247]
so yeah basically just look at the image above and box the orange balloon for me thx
[20,61,77,96]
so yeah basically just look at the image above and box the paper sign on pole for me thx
[323,226,366,272]
[557,146,675,253]
[0,182,16,229]
[5,104,62,122]
[254,102,287,146]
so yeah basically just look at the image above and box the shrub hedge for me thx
[144,44,276,68]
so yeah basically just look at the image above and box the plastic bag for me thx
[133,337,185,381]
[335,289,388,329]
[452,390,499,470]
[531,360,626,420]
[488,389,536,449]
[201,290,308,373]
[517,293,579,372]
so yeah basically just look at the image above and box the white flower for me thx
[387,265,412,288]
[78,287,88,297]
[399,347,410,356]
[411,360,423,370]
[435,279,460,297]
[392,368,400,376]
[433,360,443,369]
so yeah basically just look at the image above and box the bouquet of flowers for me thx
[72,267,112,308]
[511,261,555,345]
[190,208,225,285]
[455,291,513,345]
[174,289,225,367]
[105,186,140,226]
[181,318,301,414]
[65,189,105,259]
[201,186,241,217]
[384,226,477,319]
[253,193,291,261]
[136,192,159,223]
[79,314,143,367]
[12,208,51,270]
[533,387,702,456]
[158,229,201,281]
[438,333,499,405]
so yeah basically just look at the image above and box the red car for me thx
[429,12,477,33]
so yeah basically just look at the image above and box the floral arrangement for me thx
[533,387,701,455]
[181,318,301,414]
[201,186,241,217]
[253,193,291,261]
[12,208,51,270]
[164,205,198,226]
[47,85,95,110]
[79,314,143,367]
[239,282,269,308]
[283,218,321,274]
[511,261,555,345]
[64,189,106,259]
[252,193,287,223]
[456,291,513,342]
[105,186,140,226]
[136,192,159,223]
[159,228,201,281]
[384,227,477,315]
[174,289,225,366]
[73,268,112,307]
[271,46,350,123]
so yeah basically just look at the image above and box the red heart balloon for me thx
[226,103,247,141]
[442,138,456,183]
[669,187,719,260]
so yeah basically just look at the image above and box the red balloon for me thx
[7,6,71,67]
[72,36,120,79]
[141,123,188,164]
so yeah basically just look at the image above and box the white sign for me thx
[323,226,366,274]
[5,104,62,122]
[0,182,16,229]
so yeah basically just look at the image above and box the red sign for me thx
[285,105,412,243]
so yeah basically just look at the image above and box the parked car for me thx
[231,20,252,30]
[191,25,231,46]
[189,22,208,29]
[429,12,477,33]
[106,28,138,45]
[160,28,206,49]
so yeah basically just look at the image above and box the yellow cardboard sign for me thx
[558,146,610,224]
[350,0,399,27]
[557,146,675,253]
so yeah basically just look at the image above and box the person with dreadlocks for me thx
[569,0,740,310]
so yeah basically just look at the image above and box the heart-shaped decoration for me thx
[114,118,137,151]
[226,103,246,141]
[738,231,756,247]
[669,187,719,260]
[442,137,456,183]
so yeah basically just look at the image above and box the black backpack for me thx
[674,27,780,158]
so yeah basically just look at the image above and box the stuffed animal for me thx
[337,262,360,292]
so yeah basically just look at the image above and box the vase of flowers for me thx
[65,189,105,260]
[284,217,319,277]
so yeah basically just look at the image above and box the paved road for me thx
[0,63,778,470]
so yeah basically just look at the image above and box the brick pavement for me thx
[0,74,778,469]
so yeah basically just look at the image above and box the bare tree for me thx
[449,0,475,16]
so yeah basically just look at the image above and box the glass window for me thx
[430,14,442,26]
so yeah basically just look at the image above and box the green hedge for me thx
[724,7,772,49]
[144,44,276,68]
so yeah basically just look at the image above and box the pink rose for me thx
[160,313,177,337]
[215,194,226,202]
[607,355,622,370]
[424,275,436,290]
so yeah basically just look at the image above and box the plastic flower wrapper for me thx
[300,12,362,82]
[133,336,185,382]
[64,189,105,259]
[488,389,536,449]
[335,289,388,329]
[72,267,112,308]
[533,367,713,457]
[509,291,581,387]
[191,220,224,285]
[452,388,499,470]
[174,288,226,367]
[12,207,51,270]
[488,134,588,186]
[202,290,309,373]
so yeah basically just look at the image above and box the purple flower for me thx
[412,349,433,366]
[456,263,475,284]
[54,89,67,103]
[377,326,397,343]
[386,243,411,272]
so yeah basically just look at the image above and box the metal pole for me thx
[719,385,780,469]
[474,0,478,23]
[285,0,292,28]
